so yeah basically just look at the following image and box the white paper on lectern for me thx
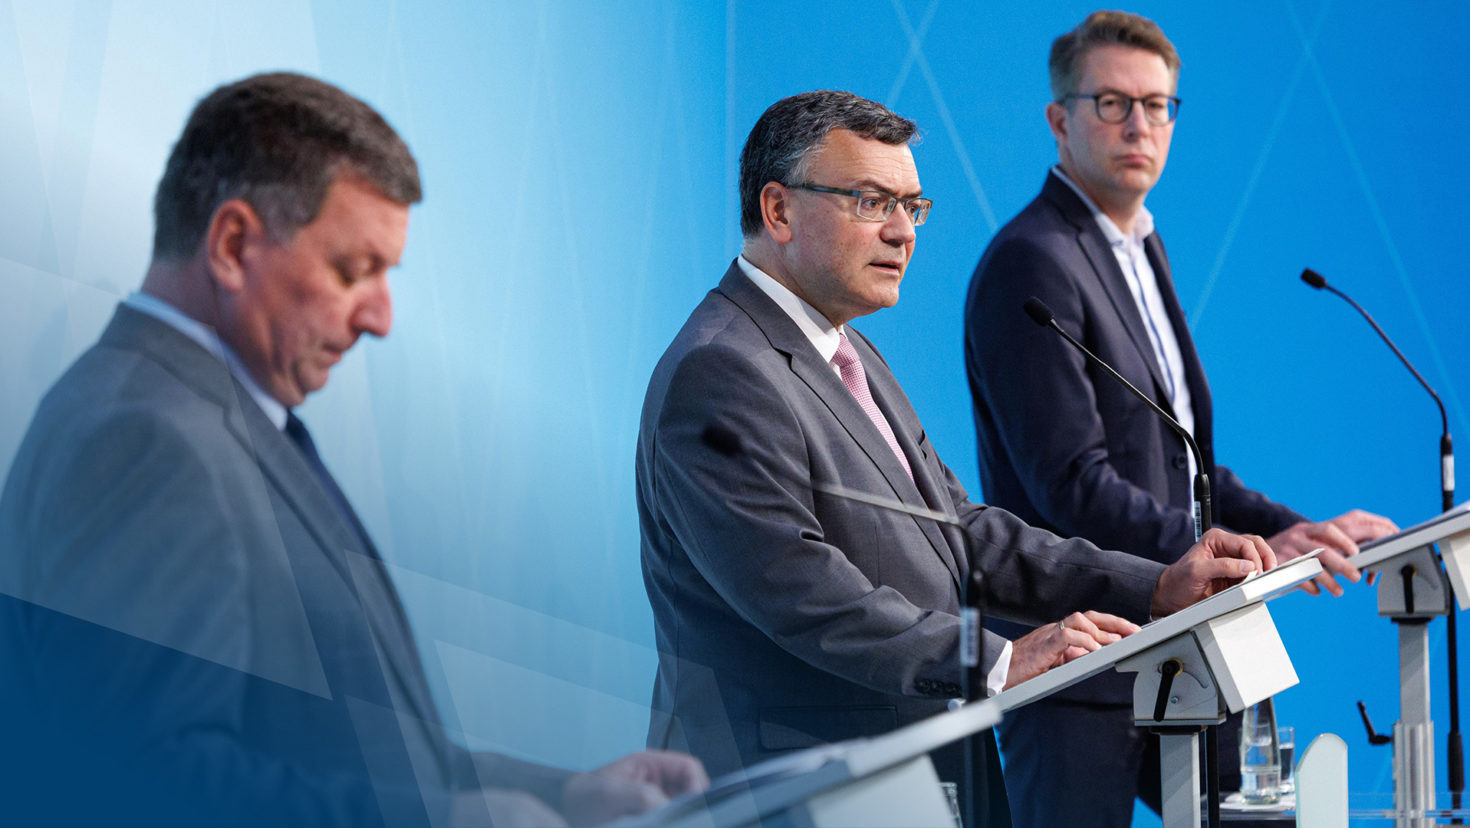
[992,553,1322,713]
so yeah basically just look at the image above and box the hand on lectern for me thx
[1149,528,1277,617]
[1267,509,1398,596]
[1003,610,1141,689]
[561,750,711,826]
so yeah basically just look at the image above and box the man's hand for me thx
[1268,510,1398,596]
[561,750,710,826]
[1151,528,1277,617]
[1003,611,1140,690]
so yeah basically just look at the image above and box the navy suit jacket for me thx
[638,264,1164,779]
[0,306,566,826]
[964,172,1304,704]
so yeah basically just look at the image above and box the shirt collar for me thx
[736,255,844,363]
[1051,165,1154,249]
[124,291,289,430]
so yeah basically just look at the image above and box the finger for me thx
[1082,610,1139,638]
[1064,611,1102,637]
[1062,645,1091,662]
[1311,522,1361,557]
[1196,555,1258,584]
[1063,628,1104,653]
[1206,528,1264,571]
[1334,511,1399,541]
[1249,533,1277,571]
[1297,578,1321,596]
[1312,569,1344,597]
[1314,547,1362,583]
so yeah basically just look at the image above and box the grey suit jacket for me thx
[0,306,567,826]
[637,263,1165,777]
[964,171,1304,704]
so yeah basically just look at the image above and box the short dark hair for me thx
[738,90,917,237]
[1049,10,1180,101]
[151,72,422,260]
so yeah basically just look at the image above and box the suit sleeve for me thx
[1214,464,1307,538]
[967,234,1203,562]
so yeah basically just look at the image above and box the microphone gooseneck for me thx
[1301,267,1461,813]
[1023,296,1222,828]
[1022,297,1213,538]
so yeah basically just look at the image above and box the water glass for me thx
[1278,726,1296,794]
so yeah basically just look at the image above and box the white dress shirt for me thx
[1052,167,1197,480]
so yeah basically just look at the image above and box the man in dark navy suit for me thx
[964,11,1395,827]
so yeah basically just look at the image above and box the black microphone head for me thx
[1023,297,1054,328]
[700,424,744,458]
[1301,268,1328,289]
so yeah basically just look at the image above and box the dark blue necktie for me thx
[284,412,377,558]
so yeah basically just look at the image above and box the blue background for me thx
[1,1,1465,822]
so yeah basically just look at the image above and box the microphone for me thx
[1022,297,1213,539]
[1023,296,1223,828]
[1300,267,1462,812]
[1300,269,1454,511]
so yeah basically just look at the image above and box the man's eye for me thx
[859,194,886,211]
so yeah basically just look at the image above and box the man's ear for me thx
[204,199,266,293]
[1044,101,1070,148]
[759,181,795,245]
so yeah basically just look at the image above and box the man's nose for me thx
[882,204,918,244]
[353,282,393,338]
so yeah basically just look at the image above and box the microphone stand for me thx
[1023,297,1222,828]
[1301,268,1461,819]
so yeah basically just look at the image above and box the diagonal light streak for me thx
[884,0,942,109]
[1285,0,1469,439]
[888,0,997,232]
[1188,1,1330,327]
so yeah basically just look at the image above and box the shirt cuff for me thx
[985,640,1012,696]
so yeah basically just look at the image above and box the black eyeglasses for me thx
[790,183,932,226]
[1064,92,1181,126]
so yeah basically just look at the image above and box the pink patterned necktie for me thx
[832,331,913,480]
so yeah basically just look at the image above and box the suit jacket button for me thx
[1173,454,1188,470]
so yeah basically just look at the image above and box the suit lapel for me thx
[717,266,962,590]
[111,307,451,780]
[1147,235,1215,468]
[1044,174,1172,404]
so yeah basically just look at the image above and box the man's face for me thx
[780,129,920,328]
[226,176,409,407]
[1049,44,1175,211]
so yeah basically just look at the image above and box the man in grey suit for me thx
[0,72,704,827]
[637,89,1276,825]
[963,11,1395,825]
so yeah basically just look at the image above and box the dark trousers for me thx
[998,698,1247,828]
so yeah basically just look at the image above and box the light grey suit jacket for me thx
[637,263,1165,778]
[0,305,567,826]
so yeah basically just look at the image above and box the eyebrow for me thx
[849,179,924,199]
[1089,87,1173,98]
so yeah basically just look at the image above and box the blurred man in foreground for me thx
[0,71,705,827]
